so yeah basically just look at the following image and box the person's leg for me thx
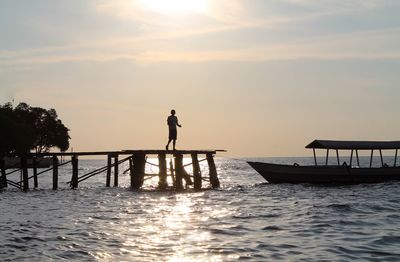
[173,139,176,150]
[166,139,172,150]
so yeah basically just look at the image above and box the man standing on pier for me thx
[166,109,181,150]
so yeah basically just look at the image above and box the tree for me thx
[0,103,16,156]
[0,102,70,156]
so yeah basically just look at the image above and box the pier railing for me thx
[0,150,225,191]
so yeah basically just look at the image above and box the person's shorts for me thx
[169,129,177,140]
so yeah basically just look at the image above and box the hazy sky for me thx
[1,0,399,156]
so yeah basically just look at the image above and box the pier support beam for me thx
[21,156,29,191]
[52,156,59,190]
[158,153,168,189]
[191,153,202,190]
[114,155,119,187]
[106,154,112,187]
[207,154,220,188]
[0,159,6,188]
[33,157,38,188]
[129,156,134,187]
[174,154,193,190]
[131,154,146,190]
[174,154,184,190]
[71,155,79,189]
[170,159,175,188]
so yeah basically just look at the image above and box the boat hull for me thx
[247,162,400,184]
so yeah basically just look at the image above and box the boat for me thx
[248,140,400,184]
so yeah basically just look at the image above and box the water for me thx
[1,157,400,261]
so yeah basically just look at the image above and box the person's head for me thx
[171,109,176,115]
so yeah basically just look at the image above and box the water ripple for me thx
[1,158,400,261]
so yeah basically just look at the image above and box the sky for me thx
[1,0,400,157]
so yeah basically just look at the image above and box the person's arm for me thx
[167,116,172,126]
[177,118,182,128]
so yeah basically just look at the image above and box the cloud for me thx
[92,0,305,29]
[286,0,387,9]
[1,0,400,68]
[133,28,400,63]
[1,27,400,67]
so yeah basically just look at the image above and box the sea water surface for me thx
[1,157,400,261]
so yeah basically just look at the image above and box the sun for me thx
[138,0,209,14]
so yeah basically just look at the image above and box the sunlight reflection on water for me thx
[2,158,400,261]
[120,192,236,262]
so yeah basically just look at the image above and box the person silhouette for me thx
[166,109,181,150]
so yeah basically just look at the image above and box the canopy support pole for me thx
[349,150,354,167]
[325,149,329,166]
[356,150,360,167]
[379,149,384,167]
[336,150,340,166]
[369,150,374,168]
[313,148,317,166]
[394,149,398,167]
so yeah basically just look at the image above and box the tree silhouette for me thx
[0,102,70,156]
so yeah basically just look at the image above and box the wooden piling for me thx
[0,160,3,189]
[183,162,193,186]
[170,159,175,187]
[114,155,119,187]
[106,154,112,187]
[174,154,184,190]
[21,156,29,191]
[0,158,6,188]
[191,153,202,190]
[3,149,223,191]
[129,156,134,188]
[71,155,79,189]
[131,154,146,190]
[33,157,38,188]
[158,153,168,189]
[52,156,59,190]
[207,153,220,188]
[174,154,193,189]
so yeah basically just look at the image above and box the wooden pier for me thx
[0,150,224,191]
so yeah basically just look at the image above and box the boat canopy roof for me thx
[306,140,400,150]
